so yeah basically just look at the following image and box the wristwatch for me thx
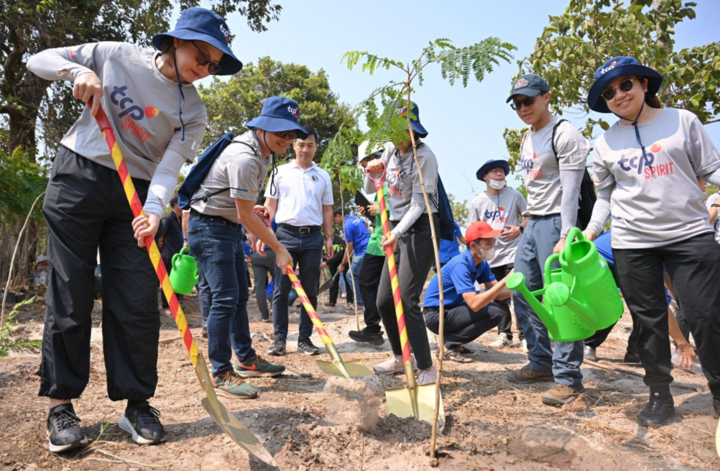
[519,226,524,234]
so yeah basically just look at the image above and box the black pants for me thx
[251,248,275,320]
[377,215,438,370]
[424,302,503,350]
[614,233,720,398]
[160,256,173,309]
[583,263,638,353]
[328,256,353,305]
[490,263,524,341]
[39,147,160,401]
[358,253,385,333]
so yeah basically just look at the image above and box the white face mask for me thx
[473,246,496,261]
[488,179,506,190]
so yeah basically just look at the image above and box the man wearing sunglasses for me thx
[187,97,306,399]
[505,74,591,406]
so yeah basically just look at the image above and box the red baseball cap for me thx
[465,222,502,244]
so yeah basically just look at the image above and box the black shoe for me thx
[261,317,272,323]
[712,397,720,419]
[623,351,641,364]
[348,330,384,346]
[119,401,164,445]
[267,338,287,356]
[638,391,675,427]
[297,337,320,356]
[46,404,89,453]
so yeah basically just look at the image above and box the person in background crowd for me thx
[365,101,440,385]
[349,143,387,346]
[470,159,528,351]
[321,236,353,307]
[28,7,240,451]
[504,74,590,406]
[157,197,184,314]
[583,56,720,426]
[423,222,512,362]
[333,207,371,310]
[265,126,334,357]
[247,202,276,323]
[436,221,465,270]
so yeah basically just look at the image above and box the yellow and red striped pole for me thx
[367,171,419,409]
[93,105,275,466]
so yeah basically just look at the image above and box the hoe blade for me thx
[386,382,444,428]
[195,354,276,467]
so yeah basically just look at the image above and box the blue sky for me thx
[195,0,720,205]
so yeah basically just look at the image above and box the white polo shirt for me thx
[265,160,334,226]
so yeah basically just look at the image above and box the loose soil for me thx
[1,291,717,470]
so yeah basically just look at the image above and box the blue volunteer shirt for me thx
[344,215,371,257]
[423,249,495,308]
[594,231,614,266]
[439,221,463,264]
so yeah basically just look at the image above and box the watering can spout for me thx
[544,282,595,329]
[506,272,558,333]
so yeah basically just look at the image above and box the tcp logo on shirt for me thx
[617,141,676,179]
[484,206,508,223]
[111,85,157,144]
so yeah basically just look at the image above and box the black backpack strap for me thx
[551,118,568,160]
[188,140,256,205]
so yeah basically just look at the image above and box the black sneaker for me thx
[267,338,287,356]
[638,391,675,427]
[348,329,384,346]
[119,401,165,445]
[297,337,320,356]
[623,351,641,364]
[46,404,88,453]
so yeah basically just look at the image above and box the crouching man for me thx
[423,222,513,362]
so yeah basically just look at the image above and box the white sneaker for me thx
[489,333,511,349]
[521,339,528,353]
[373,355,405,375]
[417,366,437,385]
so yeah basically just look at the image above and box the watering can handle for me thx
[543,253,561,288]
[562,227,584,270]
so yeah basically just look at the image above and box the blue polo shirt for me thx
[594,231,613,266]
[423,249,495,308]
[439,221,463,264]
[344,215,371,257]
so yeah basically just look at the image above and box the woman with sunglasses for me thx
[27,8,241,452]
[583,56,720,427]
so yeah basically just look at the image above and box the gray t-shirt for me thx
[469,188,528,267]
[520,116,589,215]
[190,131,270,224]
[593,108,720,249]
[27,42,207,181]
[366,141,438,221]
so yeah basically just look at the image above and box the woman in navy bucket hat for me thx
[26,6,240,452]
[583,56,720,427]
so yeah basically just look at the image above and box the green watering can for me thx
[169,247,199,296]
[506,227,624,342]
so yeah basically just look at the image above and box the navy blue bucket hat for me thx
[152,7,243,75]
[247,97,309,139]
[395,101,428,138]
[476,159,510,181]
[588,56,663,113]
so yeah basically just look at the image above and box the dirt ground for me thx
[1,289,718,471]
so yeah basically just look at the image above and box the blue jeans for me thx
[188,216,254,375]
[272,227,323,340]
[349,254,365,306]
[197,262,212,328]
[512,214,584,387]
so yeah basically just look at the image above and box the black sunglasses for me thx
[510,96,536,111]
[190,41,222,75]
[601,79,635,101]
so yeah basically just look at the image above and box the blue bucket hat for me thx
[395,102,428,138]
[476,159,510,181]
[246,97,309,139]
[587,56,663,113]
[152,7,242,76]
[506,74,549,103]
